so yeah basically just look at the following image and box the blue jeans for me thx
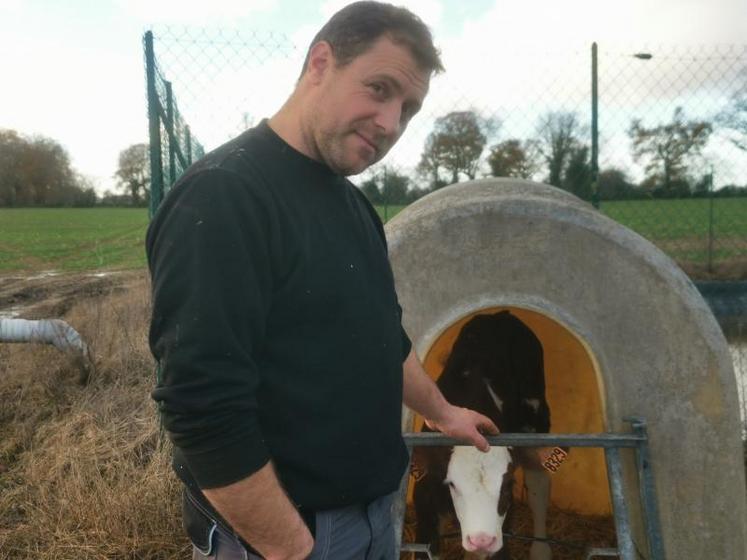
[190,492,396,560]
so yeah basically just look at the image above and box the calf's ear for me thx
[510,447,546,470]
[410,447,427,480]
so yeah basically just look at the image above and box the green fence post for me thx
[185,125,193,166]
[144,31,164,218]
[165,81,176,187]
[591,42,600,210]
[708,168,715,273]
[383,167,389,222]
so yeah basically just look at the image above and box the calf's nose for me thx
[466,532,498,551]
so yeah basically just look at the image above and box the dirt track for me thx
[0,269,147,320]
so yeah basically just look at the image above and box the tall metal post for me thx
[185,125,193,166]
[707,167,715,273]
[383,167,389,222]
[144,31,164,218]
[604,447,635,560]
[629,418,666,560]
[591,42,600,209]
[165,81,176,187]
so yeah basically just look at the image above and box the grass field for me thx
[0,197,744,276]
[601,198,747,270]
[600,197,747,241]
[0,208,150,272]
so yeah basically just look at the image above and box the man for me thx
[147,2,498,559]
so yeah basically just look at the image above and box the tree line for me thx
[363,85,747,205]
[0,129,150,208]
[2,79,744,208]
[0,130,97,207]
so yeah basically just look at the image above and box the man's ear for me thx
[305,41,334,85]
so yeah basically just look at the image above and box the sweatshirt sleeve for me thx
[147,168,275,489]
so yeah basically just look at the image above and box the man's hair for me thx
[300,1,444,78]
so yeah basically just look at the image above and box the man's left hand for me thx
[424,405,499,452]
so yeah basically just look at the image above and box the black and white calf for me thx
[412,311,555,560]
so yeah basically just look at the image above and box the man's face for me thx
[305,36,430,176]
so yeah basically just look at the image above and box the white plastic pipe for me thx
[0,318,88,355]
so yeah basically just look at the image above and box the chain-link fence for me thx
[142,28,747,436]
[143,28,746,279]
[143,30,206,218]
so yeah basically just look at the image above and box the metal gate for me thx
[395,417,664,560]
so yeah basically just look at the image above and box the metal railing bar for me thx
[403,432,645,448]
[399,543,434,560]
[629,418,666,560]
[605,447,635,560]
[393,464,410,559]
[585,547,620,559]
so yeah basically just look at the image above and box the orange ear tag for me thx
[540,447,568,473]
[410,462,427,482]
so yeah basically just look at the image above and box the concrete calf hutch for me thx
[386,179,746,559]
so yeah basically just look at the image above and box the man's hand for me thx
[424,405,499,452]
[402,349,499,452]
[203,462,314,560]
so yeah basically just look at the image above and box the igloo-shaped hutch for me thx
[386,179,746,559]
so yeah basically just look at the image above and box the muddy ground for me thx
[0,269,146,320]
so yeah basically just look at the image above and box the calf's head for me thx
[445,445,515,555]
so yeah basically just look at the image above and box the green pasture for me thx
[600,198,747,240]
[0,198,744,274]
[600,198,747,264]
[0,208,149,272]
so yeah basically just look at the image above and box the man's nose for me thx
[375,102,402,138]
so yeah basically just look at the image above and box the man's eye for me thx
[370,82,387,96]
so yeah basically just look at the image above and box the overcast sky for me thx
[1,0,745,193]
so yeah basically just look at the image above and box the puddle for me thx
[25,270,61,281]
[0,308,21,319]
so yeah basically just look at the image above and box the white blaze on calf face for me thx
[446,446,513,555]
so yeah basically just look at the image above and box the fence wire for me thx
[142,28,747,436]
[143,29,746,279]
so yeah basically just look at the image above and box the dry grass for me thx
[1,271,742,558]
[0,271,188,559]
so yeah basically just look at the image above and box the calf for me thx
[412,311,555,560]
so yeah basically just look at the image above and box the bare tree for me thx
[115,143,150,206]
[562,145,593,200]
[487,138,542,179]
[0,130,80,207]
[0,129,26,206]
[629,107,712,194]
[536,112,585,188]
[717,75,747,151]
[418,111,498,188]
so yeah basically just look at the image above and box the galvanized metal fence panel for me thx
[398,418,664,560]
